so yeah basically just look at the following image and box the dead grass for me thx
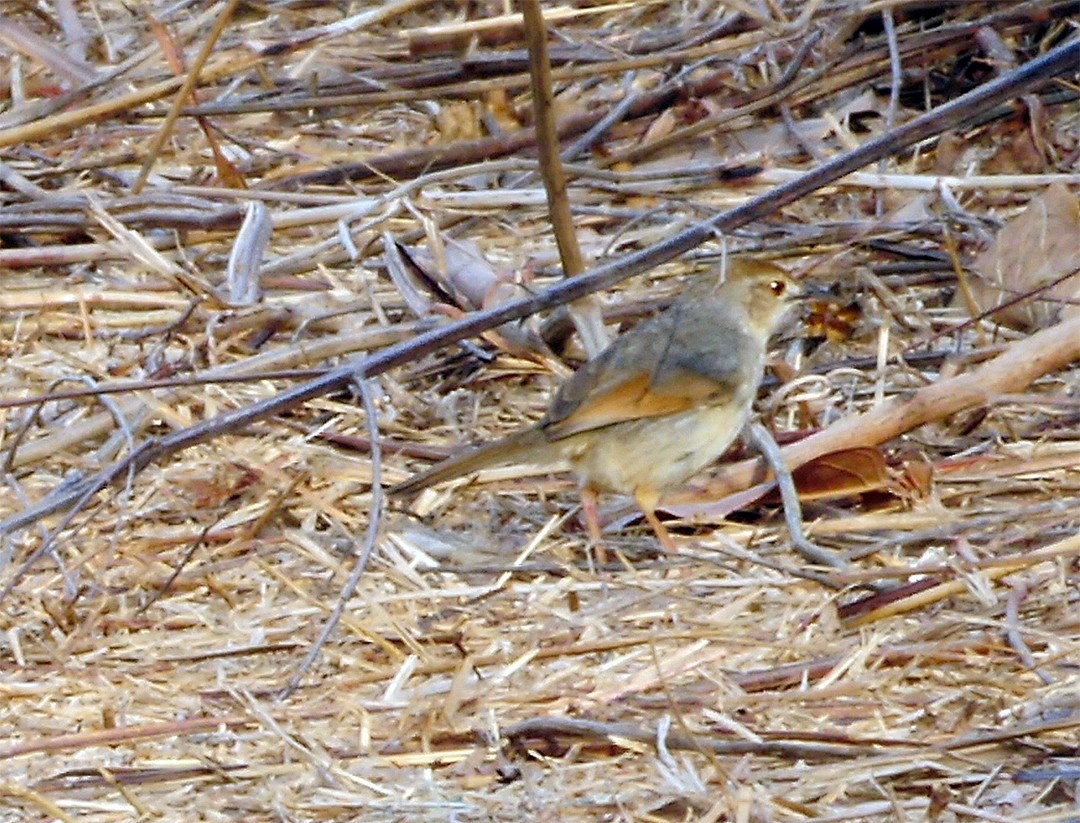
[1,2,1078,821]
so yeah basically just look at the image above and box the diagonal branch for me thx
[2,37,1076,547]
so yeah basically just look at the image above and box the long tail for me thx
[389,425,552,497]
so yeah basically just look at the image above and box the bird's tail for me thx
[388,425,552,497]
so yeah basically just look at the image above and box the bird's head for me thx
[718,258,799,338]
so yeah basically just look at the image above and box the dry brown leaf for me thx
[674,98,711,127]
[665,446,897,521]
[963,183,1080,329]
[788,447,891,501]
[383,237,438,318]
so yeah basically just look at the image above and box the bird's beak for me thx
[794,280,833,299]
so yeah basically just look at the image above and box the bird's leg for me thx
[579,486,603,543]
[634,487,677,553]
[579,485,609,564]
[746,422,848,572]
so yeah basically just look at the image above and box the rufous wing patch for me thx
[545,367,733,440]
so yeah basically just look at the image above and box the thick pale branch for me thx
[691,313,1080,500]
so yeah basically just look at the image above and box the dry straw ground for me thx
[1,2,1079,821]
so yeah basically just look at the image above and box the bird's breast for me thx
[563,399,753,496]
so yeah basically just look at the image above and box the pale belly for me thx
[562,402,751,496]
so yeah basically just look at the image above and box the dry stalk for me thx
[521,0,607,357]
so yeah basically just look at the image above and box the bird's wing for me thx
[543,304,740,440]
[543,367,735,440]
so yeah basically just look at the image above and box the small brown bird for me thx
[390,258,798,550]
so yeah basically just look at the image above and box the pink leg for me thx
[635,488,676,553]
[579,486,608,564]
[580,486,603,544]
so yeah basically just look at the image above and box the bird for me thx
[390,257,799,551]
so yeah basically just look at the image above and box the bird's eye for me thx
[769,279,787,296]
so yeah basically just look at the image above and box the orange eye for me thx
[769,279,787,296]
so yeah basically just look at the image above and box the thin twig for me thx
[280,372,384,697]
[504,715,894,759]
[876,8,901,217]
[746,422,848,577]
[1004,577,1054,685]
